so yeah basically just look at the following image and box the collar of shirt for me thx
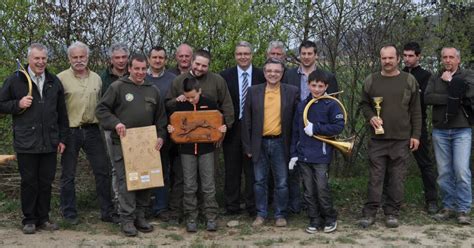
[147,68,165,78]
[70,67,90,79]
[237,64,252,79]
[297,64,317,75]
[27,66,45,83]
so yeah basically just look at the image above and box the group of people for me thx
[0,38,472,237]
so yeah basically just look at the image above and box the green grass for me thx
[165,233,184,241]
[254,237,286,247]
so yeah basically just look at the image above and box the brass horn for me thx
[303,91,354,157]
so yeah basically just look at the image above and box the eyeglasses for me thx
[236,52,252,57]
[265,70,283,74]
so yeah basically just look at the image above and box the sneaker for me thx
[324,221,337,233]
[426,202,438,215]
[385,215,399,228]
[186,220,197,233]
[38,221,59,231]
[22,224,36,234]
[206,220,217,231]
[457,212,471,225]
[305,224,318,234]
[433,208,455,221]
[358,216,375,228]
[134,218,154,233]
[252,216,265,227]
[275,218,287,227]
[64,217,79,225]
[121,221,138,237]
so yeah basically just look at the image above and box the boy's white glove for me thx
[304,121,314,137]
[289,157,298,170]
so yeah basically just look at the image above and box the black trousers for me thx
[223,120,255,214]
[300,162,337,225]
[17,152,57,225]
[168,142,184,218]
[413,132,438,203]
[60,125,113,219]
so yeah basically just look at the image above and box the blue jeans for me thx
[432,128,472,213]
[254,137,288,219]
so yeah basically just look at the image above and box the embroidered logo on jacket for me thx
[125,93,134,102]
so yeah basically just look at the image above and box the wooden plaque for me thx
[169,110,223,144]
[120,125,164,191]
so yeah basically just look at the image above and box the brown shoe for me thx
[252,216,265,227]
[38,221,59,231]
[275,218,287,227]
[433,208,455,221]
[457,212,471,225]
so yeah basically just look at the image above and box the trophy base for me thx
[375,127,385,135]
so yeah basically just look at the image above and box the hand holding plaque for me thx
[169,110,224,143]
[372,97,384,135]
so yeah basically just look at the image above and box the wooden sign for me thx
[169,110,223,143]
[120,125,164,191]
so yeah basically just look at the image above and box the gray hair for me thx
[263,58,285,71]
[441,47,461,59]
[236,41,253,52]
[67,41,90,57]
[266,40,286,55]
[27,43,48,57]
[108,43,129,58]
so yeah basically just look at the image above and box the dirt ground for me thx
[1,215,473,248]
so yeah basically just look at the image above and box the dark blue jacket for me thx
[290,94,344,164]
[0,69,69,153]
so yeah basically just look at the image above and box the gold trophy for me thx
[372,97,384,135]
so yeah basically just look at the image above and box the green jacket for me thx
[425,68,474,129]
[95,77,167,142]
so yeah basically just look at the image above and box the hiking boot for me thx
[121,221,138,237]
[135,218,153,233]
[426,202,438,215]
[457,212,471,225]
[101,213,120,224]
[433,208,455,221]
[358,216,375,228]
[155,210,171,222]
[186,220,197,233]
[324,221,337,233]
[252,216,265,227]
[206,220,217,231]
[275,218,287,227]
[22,224,36,234]
[38,221,59,231]
[64,217,79,225]
[385,215,399,228]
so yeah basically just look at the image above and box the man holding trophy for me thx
[358,45,421,228]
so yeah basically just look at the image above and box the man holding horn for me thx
[0,43,69,234]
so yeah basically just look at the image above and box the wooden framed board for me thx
[120,125,164,191]
[169,110,223,144]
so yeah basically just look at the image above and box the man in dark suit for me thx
[220,41,265,216]
[283,40,339,215]
[242,58,299,227]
